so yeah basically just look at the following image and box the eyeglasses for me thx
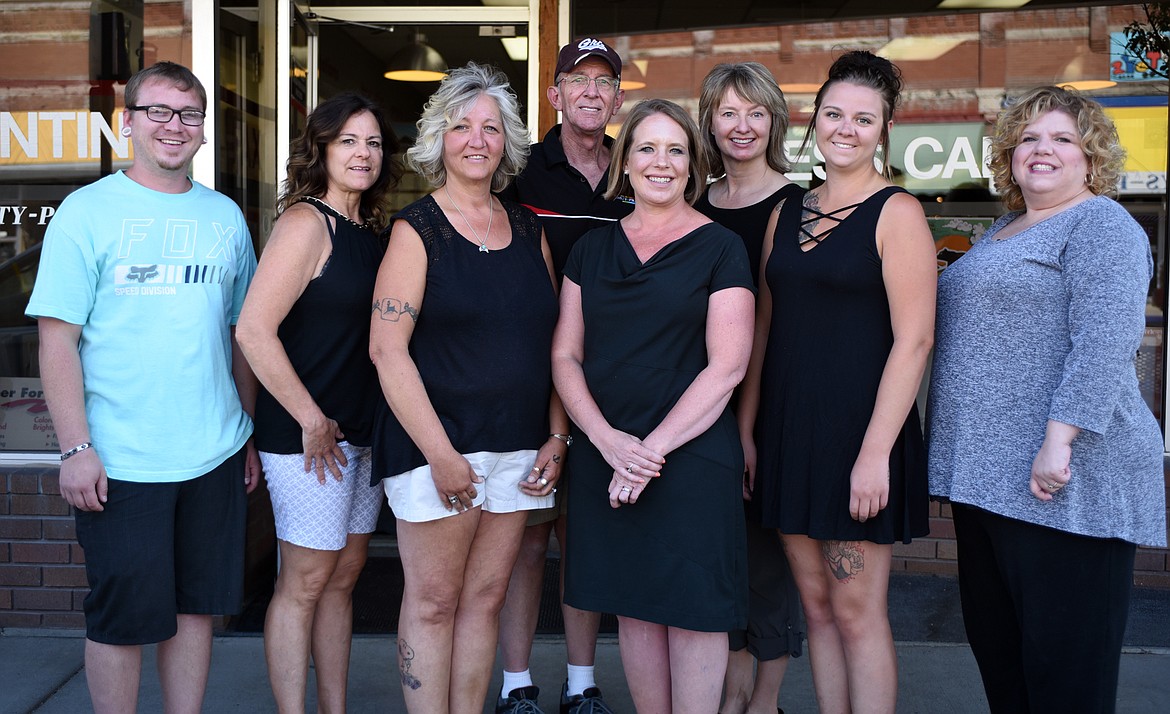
[127,105,207,127]
[558,74,619,93]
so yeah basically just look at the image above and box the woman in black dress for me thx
[695,62,805,714]
[552,98,755,713]
[741,51,935,712]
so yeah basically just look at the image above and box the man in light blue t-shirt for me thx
[25,62,261,714]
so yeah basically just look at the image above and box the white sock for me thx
[566,664,596,697]
[502,669,533,698]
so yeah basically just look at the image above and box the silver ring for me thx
[531,466,541,473]
[1048,482,1060,490]
[626,465,634,474]
[621,485,631,492]
[538,477,548,487]
[448,495,459,504]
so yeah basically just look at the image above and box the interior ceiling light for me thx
[937,0,1031,9]
[1057,80,1117,91]
[619,60,647,91]
[384,38,448,82]
[778,83,822,94]
[876,36,967,62]
[1057,54,1117,92]
[500,37,527,62]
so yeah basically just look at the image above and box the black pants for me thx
[951,503,1135,714]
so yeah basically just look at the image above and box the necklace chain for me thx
[444,185,493,253]
[304,196,366,229]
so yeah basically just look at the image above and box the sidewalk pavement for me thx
[4,628,1168,713]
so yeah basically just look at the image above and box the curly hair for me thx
[125,61,206,110]
[798,50,903,180]
[605,98,709,206]
[279,92,403,231]
[989,85,1125,212]
[698,62,792,177]
[406,63,530,192]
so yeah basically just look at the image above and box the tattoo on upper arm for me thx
[822,540,865,583]
[373,297,419,323]
[397,638,422,690]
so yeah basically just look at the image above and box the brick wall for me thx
[1,466,276,630]
[3,463,1167,631]
[893,499,1170,588]
[0,467,86,629]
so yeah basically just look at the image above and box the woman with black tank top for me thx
[695,62,804,714]
[236,93,401,713]
[368,64,567,713]
[739,52,936,712]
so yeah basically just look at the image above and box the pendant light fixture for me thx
[385,33,448,82]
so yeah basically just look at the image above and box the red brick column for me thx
[0,467,87,629]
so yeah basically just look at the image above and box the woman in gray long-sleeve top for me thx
[927,85,1167,714]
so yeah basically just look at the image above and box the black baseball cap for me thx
[555,38,622,78]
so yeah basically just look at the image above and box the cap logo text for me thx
[577,38,608,52]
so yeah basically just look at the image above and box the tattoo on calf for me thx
[398,638,422,690]
[372,297,419,323]
[822,540,865,583]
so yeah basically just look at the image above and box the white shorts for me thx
[384,449,555,524]
[261,443,384,551]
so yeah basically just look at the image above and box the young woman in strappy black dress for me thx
[738,51,936,713]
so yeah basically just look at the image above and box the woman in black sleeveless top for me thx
[369,64,566,713]
[740,52,935,712]
[695,62,805,714]
[236,93,401,713]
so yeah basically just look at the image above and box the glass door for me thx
[299,3,539,214]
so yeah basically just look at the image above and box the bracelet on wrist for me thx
[549,433,573,447]
[61,442,93,461]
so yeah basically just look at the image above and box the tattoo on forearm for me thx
[397,638,422,690]
[373,297,418,323]
[822,540,865,583]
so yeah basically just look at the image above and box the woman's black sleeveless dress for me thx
[755,186,928,544]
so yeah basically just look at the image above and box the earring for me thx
[1009,173,1016,185]
[1086,173,1094,185]
[201,138,208,145]
[623,169,629,175]
[120,126,131,137]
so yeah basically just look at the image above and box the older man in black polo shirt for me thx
[494,37,631,714]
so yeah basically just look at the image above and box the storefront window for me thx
[0,0,194,453]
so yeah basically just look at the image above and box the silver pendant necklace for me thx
[304,195,366,229]
[444,185,493,253]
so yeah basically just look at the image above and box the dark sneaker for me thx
[497,685,545,714]
[560,681,615,714]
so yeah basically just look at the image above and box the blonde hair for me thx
[989,85,1124,212]
[698,62,792,177]
[407,63,530,192]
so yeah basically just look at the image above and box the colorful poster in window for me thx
[930,217,995,275]
[1110,31,1168,82]
[0,378,58,451]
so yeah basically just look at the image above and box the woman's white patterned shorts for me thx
[261,442,383,551]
